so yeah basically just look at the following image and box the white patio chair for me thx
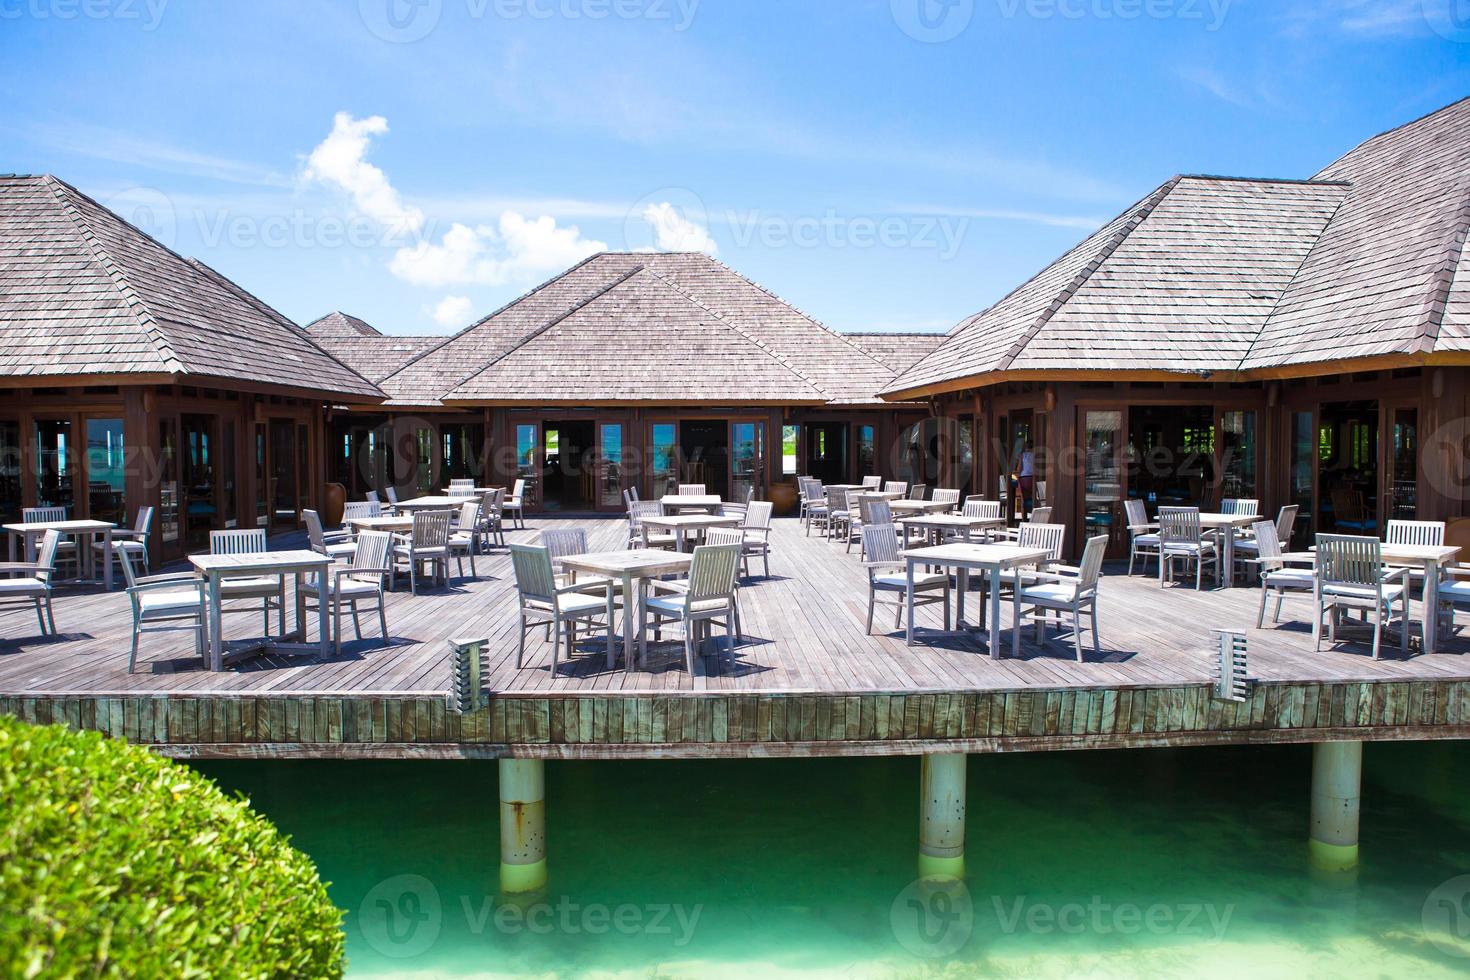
[367,489,389,514]
[510,544,617,674]
[996,522,1066,595]
[305,509,357,562]
[861,523,949,635]
[299,531,393,655]
[0,528,60,636]
[22,505,76,576]
[823,486,851,542]
[1013,534,1108,662]
[504,478,527,529]
[1220,498,1259,517]
[629,500,676,550]
[209,529,285,635]
[448,499,482,579]
[448,478,475,495]
[930,489,961,512]
[1246,520,1314,629]
[1314,534,1409,660]
[884,481,908,495]
[343,500,381,522]
[539,528,624,600]
[721,487,755,520]
[1386,519,1446,589]
[738,500,774,578]
[119,544,206,672]
[861,475,883,489]
[851,494,894,554]
[645,542,742,674]
[384,486,401,511]
[1158,507,1219,590]
[803,479,830,536]
[391,509,452,594]
[477,489,506,550]
[92,505,154,581]
[677,484,707,496]
[1029,506,1053,525]
[908,484,928,500]
[1233,504,1298,576]
[1124,498,1159,575]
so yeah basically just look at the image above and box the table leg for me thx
[622,571,636,672]
[1221,529,1234,589]
[905,558,915,646]
[957,567,969,629]
[6,531,14,563]
[315,569,330,655]
[208,573,223,671]
[103,530,114,591]
[1424,558,1441,654]
[989,569,1003,660]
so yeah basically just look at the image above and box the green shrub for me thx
[0,716,344,978]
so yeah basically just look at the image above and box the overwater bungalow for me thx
[884,98,1470,558]
[306,252,943,512]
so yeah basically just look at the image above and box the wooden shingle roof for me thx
[0,175,382,400]
[885,97,1470,398]
[377,251,910,407]
[304,312,439,383]
[847,331,957,375]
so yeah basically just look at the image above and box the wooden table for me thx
[559,549,692,671]
[447,487,503,497]
[349,515,414,534]
[640,513,740,551]
[889,499,955,517]
[393,496,470,512]
[902,542,1053,657]
[1290,542,1463,653]
[659,495,724,514]
[189,550,332,671]
[1197,512,1260,588]
[898,514,1006,547]
[4,519,118,588]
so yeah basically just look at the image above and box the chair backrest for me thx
[33,529,61,581]
[623,488,637,511]
[931,489,961,509]
[1075,534,1109,593]
[862,523,902,564]
[884,481,908,495]
[456,500,481,531]
[512,479,526,499]
[540,528,588,563]
[412,509,452,548]
[1275,504,1300,545]
[1250,520,1282,564]
[628,485,639,503]
[1330,488,1365,521]
[678,484,707,496]
[509,544,556,602]
[704,527,745,548]
[629,500,660,529]
[1030,506,1054,525]
[211,528,267,554]
[351,531,393,574]
[343,501,379,521]
[962,499,1002,520]
[385,486,400,505]
[23,506,66,523]
[303,509,328,550]
[685,543,740,603]
[448,478,474,491]
[1386,519,1445,547]
[478,490,501,521]
[908,485,927,500]
[133,505,155,534]
[1017,522,1066,562]
[866,498,894,526]
[862,476,882,489]
[1123,498,1149,529]
[1316,533,1383,587]
[1220,498,1259,517]
[1158,507,1202,546]
[825,487,849,511]
[366,490,380,506]
[745,501,774,530]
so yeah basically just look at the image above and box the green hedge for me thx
[0,716,344,978]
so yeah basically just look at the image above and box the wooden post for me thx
[918,753,966,880]
[499,758,547,893]
[1309,740,1361,872]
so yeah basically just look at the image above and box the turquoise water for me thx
[194,742,1470,978]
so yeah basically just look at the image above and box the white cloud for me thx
[302,112,424,234]
[390,213,607,287]
[430,295,475,327]
[642,202,718,254]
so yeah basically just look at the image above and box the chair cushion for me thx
[219,576,282,596]
[525,592,610,616]
[93,539,146,553]
[0,577,47,594]
[645,594,731,616]
[138,590,203,615]
[1323,583,1406,603]
[302,576,381,598]
[324,543,357,558]
[394,545,448,558]
[1131,533,1160,547]
[1019,582,1081,604]
[874,571,948,589]
[1263,568,1314,588]
[1439,580,1470,604]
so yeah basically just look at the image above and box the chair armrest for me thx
[1126,523,1158,532]
[649,579,689,595]
[556,580,611,597]
[1382,566,1412,586]
[1444,564,1470,579]
[109,529,148,540]
[0,562,47,574]
[138,571,199,585]
[1045,563,1082,577]
[129,577,206,597]
[862,560,905,570]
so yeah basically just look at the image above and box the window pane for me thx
[599,424,623,508]
[1290,411,1313,546]
[1391,408,1417,520]
[34,418,73,513]
[1220,410,1256,501]
[731,422,761,502]
[0,421,19,524]
[857,424,876,481]
[652,423,677,497]
[1084,410,1124,553]
[160,419,180,543]
[782,425,797,475]
[85,418,126,525]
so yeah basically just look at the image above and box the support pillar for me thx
[1309,741,1361,872]
[918,753,967,880]
[499,758,547,893]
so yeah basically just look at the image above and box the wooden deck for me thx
[4,517,1470,757]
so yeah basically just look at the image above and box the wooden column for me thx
[122,387,157,566]
[1309,740,1362,873]
[1051,384,1079,558]
[499,758,547,893]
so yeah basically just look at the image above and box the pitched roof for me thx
[845,332,948,375]
[305,312,440,383]
[377,251,909,407]
[0,175,382,400]
[884,97,1470,398]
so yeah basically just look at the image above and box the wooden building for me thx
[0,175,385,564]
[883,98,1470,556]
[308,252,944,511]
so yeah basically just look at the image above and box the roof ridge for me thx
[993,176,1183,373]
[1175,173,1351,187]
[642,268,828,398]
[1419,184,1470,353]
[1238,184,1354,367]
[444,264,648,396]
[378,251,614,386]
[305,311,383,336]
[1313,96,1470,180]
[690,253,898,377]
[42,175,184,375]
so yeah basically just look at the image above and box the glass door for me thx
[0,420,20,525]
[268,419,300,528]
[598,422,624,509]
[33,418,74,513]
[1083,408,1126,556]
[181,414,218,551]
[1385,402,1418,522]
[650,422,678,499]
[84,417,126,526]
[730,420,764,502]
[515,422,540,510]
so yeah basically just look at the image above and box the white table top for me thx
[1297,543,1462,564]
[899,514,1006,529]
[903,542,1053,569]
[189,550,330,575]
[4,519,116,534]
[394,496,471,509]
[349,516,414,531]
[1197,512,1261,528]
[641,513,741,529]
[889,500,955,515]
[660,495,724,507]
[560,549,693,577]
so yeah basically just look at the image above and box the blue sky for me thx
[2,0,1467,336]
